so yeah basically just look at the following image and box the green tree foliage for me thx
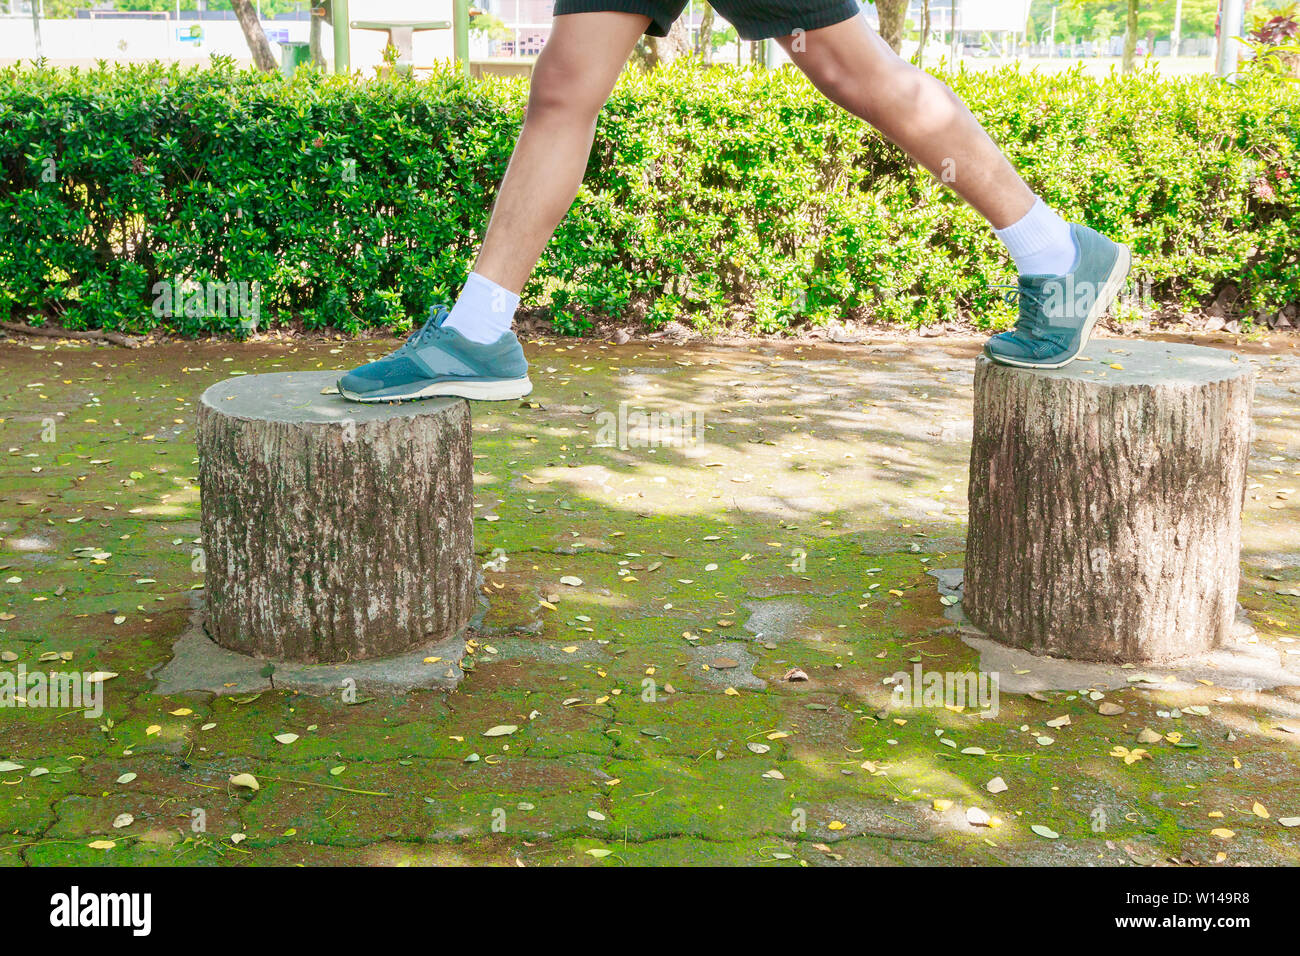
[1051,0,1220,44]
[469,12,512,42]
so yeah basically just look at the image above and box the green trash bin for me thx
[279,41,314,77]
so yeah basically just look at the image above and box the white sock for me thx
[442,272,519,344]
[994,198,1078,276]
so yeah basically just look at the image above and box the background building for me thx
[2,0,1223,69]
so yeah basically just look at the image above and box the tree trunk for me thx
[1122,0,1139,72]
[231,0,278,72]
[198,371,477,663]
[876,0,908,54]
[309,8,326,68]
[964,341,1254,664]
[698,2,714,63]
[642,17,691,68]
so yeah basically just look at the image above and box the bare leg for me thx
[472,12,650,293]
[777,17,1035,229]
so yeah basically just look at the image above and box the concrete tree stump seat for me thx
[964,341,1255,664]
[197,371,475,663]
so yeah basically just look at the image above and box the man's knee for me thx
[810,56,922,118]
[526,59,608,121]
[808,63,857,108]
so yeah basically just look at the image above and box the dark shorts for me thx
[552,0,860,42]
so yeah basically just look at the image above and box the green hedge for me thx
[1,59,1297,336]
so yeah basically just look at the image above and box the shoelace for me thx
[399,305,452,352]
[989,283,1051,340]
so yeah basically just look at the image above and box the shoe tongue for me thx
[405,307,448,348]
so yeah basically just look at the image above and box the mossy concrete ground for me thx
[1,331,1299,867]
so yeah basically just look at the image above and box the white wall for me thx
[1,1,456,70]
[957,0,1032,33]
[1,16,298,64]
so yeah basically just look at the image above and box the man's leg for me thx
[777,16,1130,368]
[777,19,1037,235]
[440,11,651,343]
[339,12,649,402]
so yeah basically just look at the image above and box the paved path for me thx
[1,331,1297,866]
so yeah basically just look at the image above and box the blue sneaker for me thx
[339,306,532,402]
[984,223,1132,369]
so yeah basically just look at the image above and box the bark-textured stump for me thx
[197,371,475,663]
[965,341,1254,664]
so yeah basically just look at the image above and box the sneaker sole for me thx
[986,243,1133,371]
[339,377,533,403]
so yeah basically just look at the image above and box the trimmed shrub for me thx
[1,58,1296,336]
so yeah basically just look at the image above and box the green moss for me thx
[3,336,1299,865]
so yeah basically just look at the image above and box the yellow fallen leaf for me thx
[229,773,260,791]
[1109,745,1150,765]
[933,799,953,812]
[827,821,846,831]
[145,724,161,736]
[169,708,192,716]
[1252,802,1269,819]
[1210,828,1235,839]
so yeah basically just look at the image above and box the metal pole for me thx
[1048,5,1056,57]
[1215,0,1243,78]
[332,0,349,72]
[949,0,958,64]
[454,0,469,73]
[1171,0,1182,57]
[31,0,43,56]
